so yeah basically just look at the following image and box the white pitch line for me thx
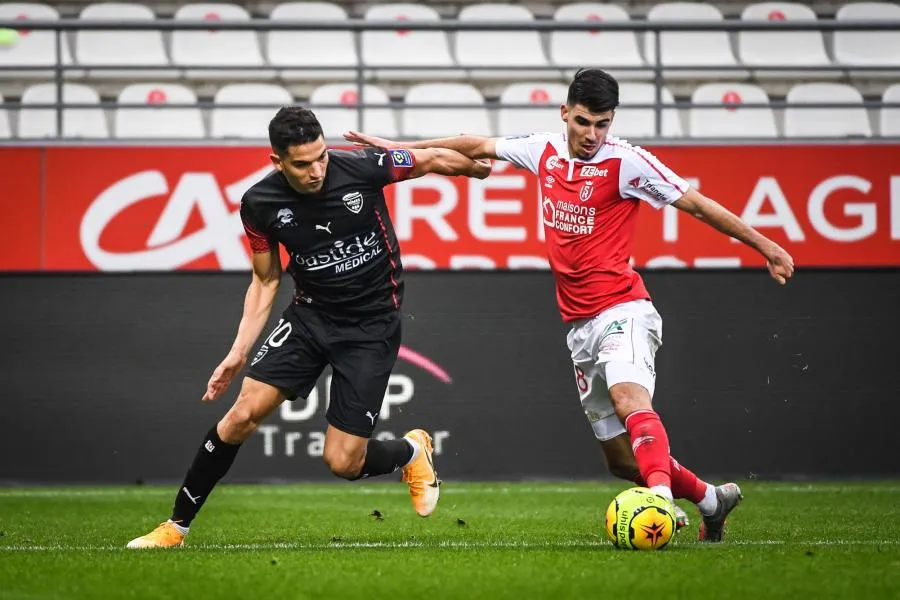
[2,485,900,498]
[1,539,898,552]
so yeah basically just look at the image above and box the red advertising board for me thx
[2,144,898,271]
[0,148,42,270]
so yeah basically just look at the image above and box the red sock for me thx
[669,456,708,503]
[624,410,671,489]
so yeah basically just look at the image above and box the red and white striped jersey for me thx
[495,132,689,321]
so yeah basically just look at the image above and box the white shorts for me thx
[566,299,662,442]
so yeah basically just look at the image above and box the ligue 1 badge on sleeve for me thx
[342,191,364,214]
[390,149,414,168]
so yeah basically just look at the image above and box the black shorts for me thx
[247,303,401,438]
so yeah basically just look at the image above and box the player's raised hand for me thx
[344,130,399,149]
[764,243,795,285]
[203,351,246,401]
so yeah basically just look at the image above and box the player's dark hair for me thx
[567,68,620,114]
[268,106,324,156]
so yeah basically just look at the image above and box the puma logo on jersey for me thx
[365,411,377,425]
[316,222,332,234]
[375,152,386,166]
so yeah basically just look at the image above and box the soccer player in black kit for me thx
[127,107,491,548]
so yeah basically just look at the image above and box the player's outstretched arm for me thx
[203,249,282,401]
[672,187,795,285]
[345,130,501,160]
[408,147,492,179]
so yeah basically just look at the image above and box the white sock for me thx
[697,484,718,516]
[167,519,189,535]
[402,436,421,467]
[650,485,674,503]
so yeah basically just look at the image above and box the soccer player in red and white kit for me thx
[346,68,794,541]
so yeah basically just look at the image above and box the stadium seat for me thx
[612,83,682,138]
[550,3,648,80]
[689,83,778,138]
[0,94,10,138]
[497,82,567,136]
[0,3,77,79]
[880,83,900,136]
[739,3,835,79]
[171,3,273,79]
[645,3,748,80]
[834,2,900,75]
[308,83,397,138]
[76,3,178,79]
[114,83,205,138]
[210,83,293,139]
[784,83,872,138]
[402,83,492,137]
[361,4,462,80]
[268,2,357,80]
[18,82,108,138]
[455,4,557,80]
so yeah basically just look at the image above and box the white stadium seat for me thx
[739,3,835,79]
[76,3,178,79]
[689,83,778,138]
[497,82,567,136]
[210,83,293,139]
[645,2,748,80]
[268,2,357,80]
[402,83,492,138]
[612,83,682,138]
[880,84,900,137]
[171,3,273,79]
[308,83,398,138]
[784,83,871,138]
[834,2,900,74]
[18,83,108,138]
[0,3,77,78]
[0,94,11,138]
[550,3,648,80]
[115,83,205,138]
[361,4,462,80]
[455,4,556,80]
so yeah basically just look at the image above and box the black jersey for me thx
[240,146,416,317]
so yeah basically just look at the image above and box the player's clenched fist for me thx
[763,243,795,285]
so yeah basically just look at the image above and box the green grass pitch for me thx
[1,481,899,599]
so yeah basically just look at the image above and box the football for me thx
[605,487,677,550]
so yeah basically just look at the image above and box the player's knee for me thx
[609,384,652,420]
[324,451,363,480]
[219,405,260,443]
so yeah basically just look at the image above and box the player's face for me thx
[271,136,329,194]
[561,104,614,160]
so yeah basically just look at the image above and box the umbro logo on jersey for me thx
[580,166,608,177]
[342,191,364,214]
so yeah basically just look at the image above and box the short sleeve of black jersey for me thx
[362,146,418,187]
[240,198,276,254]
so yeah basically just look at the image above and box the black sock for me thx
[354,439,415,480]
[171,425,241,527]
